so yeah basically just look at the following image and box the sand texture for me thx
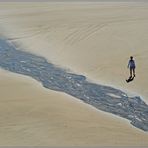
[0,2,148,146]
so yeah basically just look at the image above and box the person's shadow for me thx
[126,76,135,83]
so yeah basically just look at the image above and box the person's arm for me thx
[134,60,136,68]
[127,61,130,68]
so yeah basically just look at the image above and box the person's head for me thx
[130,56,133,60]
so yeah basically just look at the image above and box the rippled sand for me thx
[0,2,148,146]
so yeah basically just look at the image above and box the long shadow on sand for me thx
[0,38,148,131]
[126,76,135,83]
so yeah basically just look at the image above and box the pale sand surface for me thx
[0,69,148,146]
[0,2,148,146]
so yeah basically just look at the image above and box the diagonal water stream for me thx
[0,38,148,131]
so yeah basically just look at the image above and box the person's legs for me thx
[133,68,135,77]
[130,68,132,77]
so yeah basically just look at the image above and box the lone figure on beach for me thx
[128,56,136,78]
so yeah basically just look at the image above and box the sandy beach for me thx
[0,2,148,146]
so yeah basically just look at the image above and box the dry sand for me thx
[0,2,148,146]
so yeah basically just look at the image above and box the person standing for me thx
[128,56,136,78]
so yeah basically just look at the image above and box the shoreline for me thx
[1,66,147,134]
[0,37,148,131]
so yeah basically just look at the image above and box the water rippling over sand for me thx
[0,37,148,131]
